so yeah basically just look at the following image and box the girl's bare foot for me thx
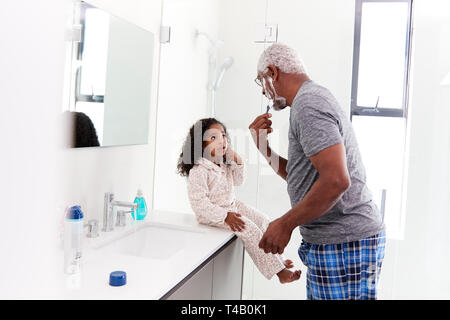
[284,259,294,269]
[276,268,301,284]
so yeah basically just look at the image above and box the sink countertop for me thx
[59,210,236,299]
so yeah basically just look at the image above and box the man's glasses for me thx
[255,68,270,87]
[254,77,263,87]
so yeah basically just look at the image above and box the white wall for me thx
[379,0,450,299]
[0,0,71,298]
[153,0,221,213]
[0,0,163,298]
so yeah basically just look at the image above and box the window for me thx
[351,0,413,238]
[72,2,109,144]
[76,2,109,103]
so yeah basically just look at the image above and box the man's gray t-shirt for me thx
[286,80,385,244]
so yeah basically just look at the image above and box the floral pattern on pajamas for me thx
[187,157,285,280]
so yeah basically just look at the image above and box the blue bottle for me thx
[132,189,148,220]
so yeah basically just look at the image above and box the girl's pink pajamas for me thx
[187,157,285,280]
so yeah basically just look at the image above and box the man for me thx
[249,43,386,300]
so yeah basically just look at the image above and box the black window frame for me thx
[350,0,414,120]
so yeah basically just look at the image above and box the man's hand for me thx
[249,112,288,180]
[258,217,294,254]
[249,113,273,153]
[225,212,246,232]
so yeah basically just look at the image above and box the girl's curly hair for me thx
[177,118,230,177]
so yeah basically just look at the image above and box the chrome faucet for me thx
[103,192,138,232]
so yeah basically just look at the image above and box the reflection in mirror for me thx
[63,111,100,148]
[65,1,155,148]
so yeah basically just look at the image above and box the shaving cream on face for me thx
[263,77,287,111]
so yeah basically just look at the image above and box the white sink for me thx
[96,222,205,260]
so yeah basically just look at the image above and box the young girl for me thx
[177,118,301,283]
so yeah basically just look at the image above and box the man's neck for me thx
[286,74,311,107]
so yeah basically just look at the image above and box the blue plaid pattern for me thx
[298,232,386,300]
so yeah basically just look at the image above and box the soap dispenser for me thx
[132,188,148,220]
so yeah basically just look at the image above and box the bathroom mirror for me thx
[65,1,155,148]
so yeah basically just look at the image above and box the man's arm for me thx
[249,113,288,180]
[283,142,350,228]
[259,143,350,254]
[265,146,288,180]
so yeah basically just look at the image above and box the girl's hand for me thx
[225,212,246,232]
[224,148,235,163]
[225,148,243,165]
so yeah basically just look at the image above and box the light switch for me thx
[255,23,278,43]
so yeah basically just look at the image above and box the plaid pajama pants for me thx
[298,232,386,300]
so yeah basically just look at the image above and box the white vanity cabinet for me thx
[164,237,244,300]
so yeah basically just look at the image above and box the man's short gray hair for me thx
[257,43,307,75]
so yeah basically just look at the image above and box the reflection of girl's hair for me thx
[74,112,100,147]
[177,118,230,177]
[65,111,100,148]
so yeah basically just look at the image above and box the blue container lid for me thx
[66,205,84,220]
[109,271,127,287]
